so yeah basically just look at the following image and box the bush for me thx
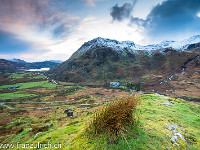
[89,95,139,136]
[15,127,23,134]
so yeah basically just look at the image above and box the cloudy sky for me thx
[0,0,200,62]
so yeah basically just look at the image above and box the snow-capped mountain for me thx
[169,35,200,49]
[49,34,200,83]
[75,35,200,55]
[76,37,136,53]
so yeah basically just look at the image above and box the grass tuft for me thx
[89,95,139,136]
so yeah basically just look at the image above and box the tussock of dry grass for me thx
[89,95,139,135]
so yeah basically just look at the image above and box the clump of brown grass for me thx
[89,95,139,136]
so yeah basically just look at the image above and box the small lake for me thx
[26,68,50,72]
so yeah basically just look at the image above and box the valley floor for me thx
[0,72,199,149]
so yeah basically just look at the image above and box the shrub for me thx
[15,127,23,134]
[89,95,139,136]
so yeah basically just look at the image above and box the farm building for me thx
[110,82,119,87]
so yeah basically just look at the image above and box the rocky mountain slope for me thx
[48,36,200,84]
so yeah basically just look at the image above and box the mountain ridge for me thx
[10,58,27,63]
[71,35,200,59]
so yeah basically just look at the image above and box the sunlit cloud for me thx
[83,0,105,6]
[41,16,145,61]
[0,0,80,61]
[197,12,200,18]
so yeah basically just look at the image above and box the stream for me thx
[159,55,199,84]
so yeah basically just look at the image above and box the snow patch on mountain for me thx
[170,35,200,50]
[75,35,200,55]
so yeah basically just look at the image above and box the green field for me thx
[0,91,36,100]
[32,75,46,79]
[8,73,27,79]
[0,81,57,89]
[0,72,58,100]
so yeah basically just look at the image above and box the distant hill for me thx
[49,60,63,63]
[25,61,60,69]
[0,59,24,74]
[10,58,27,63]
[0,59,61,74]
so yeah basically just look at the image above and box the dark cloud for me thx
[50,14,80,38]
[129,17,145,27]
[147,0,200,38]
[130,0,200,41]
[110,0,137,21]
[110,3,132,21]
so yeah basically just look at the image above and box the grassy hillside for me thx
[1,93,199,149]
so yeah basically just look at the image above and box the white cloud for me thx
[75,16,145,43]
[40,16,145,61]
[0,14,145,62]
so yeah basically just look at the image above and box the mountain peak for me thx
[184,35,200,43]
[75,37,136,55]
[93,37,105,41]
